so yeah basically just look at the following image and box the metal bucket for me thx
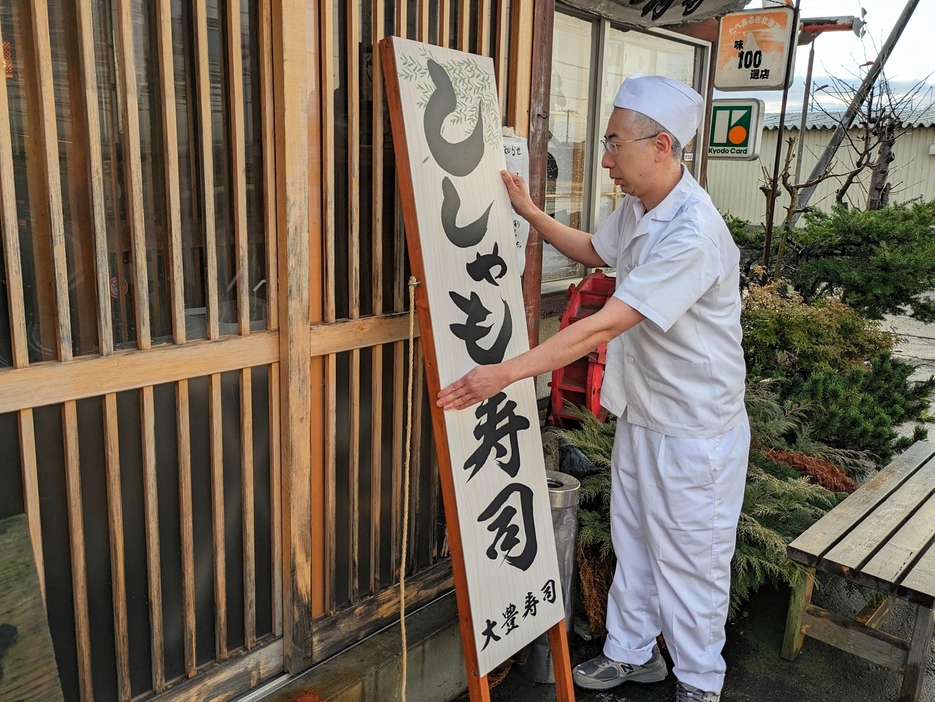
[516,470,580,683]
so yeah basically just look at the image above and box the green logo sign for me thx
[707,100,763,160]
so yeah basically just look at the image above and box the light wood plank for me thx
[823,462,935,579]
[272,0,313,670]
[408,342,424,574]
[194,0,220,340]
[476,0,491,56]
[321,0,336,325]
[141,386,166,691]
[0,332,278,414]
[801,604,910,672]
[227,0,251,335]
[901,605,935,702]
[155,0,186,344]
[18,410,44,600]
[855,596,895,629]
[74,0,113,355]
[494,0,509,117]
[115,0,152,349]
[258,0,279,331]
[396,0,408,37]
[324,353,337,612]
[458,0,470,51]
[29,0,72,361]
[507,0,533,137]
[789,442,935,566]
[901,541,935,607]
[210,372,228,661]
[781,567,814,661]
[370,0,386,593]
[176,379,197,678]
[438,0,451,47]
[418,0,429,42]
[242,367,257,648]
[103,393,132,700]
[862,496,935,593]
[63,401,92,701]
[150,638,283,702]
[0,19,30,367]
[269,362,283,636]
[390,198,406,583]
[310,312,420,354]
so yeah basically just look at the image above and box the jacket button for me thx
[626,356,635,364]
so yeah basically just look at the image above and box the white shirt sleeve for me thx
[589,206,625,268]
[613,225,720,332]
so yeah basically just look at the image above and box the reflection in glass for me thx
[545,13,592,282]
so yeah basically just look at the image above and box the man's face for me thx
[601,108,657,196]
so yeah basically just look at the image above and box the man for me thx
[436,74,748,702]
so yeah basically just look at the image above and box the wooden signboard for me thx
[380,37,573,700]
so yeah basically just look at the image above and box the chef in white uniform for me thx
[437,74,748,702]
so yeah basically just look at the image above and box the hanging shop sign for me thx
[715,6,796,90]
[381,37,567,682]
[559,0,747,29]
[708,99,765,160]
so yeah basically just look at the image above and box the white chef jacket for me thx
[590,167,746,439]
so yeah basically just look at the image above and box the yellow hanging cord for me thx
[399,276,420,702]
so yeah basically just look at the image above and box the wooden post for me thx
[782,567,815,661]
[899,604,935,702]
[272,0,314,675]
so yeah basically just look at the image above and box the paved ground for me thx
[489,312,935,702]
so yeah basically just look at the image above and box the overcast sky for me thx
[713,0,935,112]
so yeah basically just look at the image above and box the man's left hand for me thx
[437,364,511,411]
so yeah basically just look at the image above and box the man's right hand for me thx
[501,170,539,221]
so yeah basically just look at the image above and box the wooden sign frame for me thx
[380,36,574,702]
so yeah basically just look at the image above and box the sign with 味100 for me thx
[382,37,564,677]
[714,7,796,91]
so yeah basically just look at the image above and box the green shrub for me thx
[786,200,935,321]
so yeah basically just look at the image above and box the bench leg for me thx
[782,567,815,661]
[899,605,935,702]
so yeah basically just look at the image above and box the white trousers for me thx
[602,415,750,694]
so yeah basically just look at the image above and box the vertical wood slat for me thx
[115,0,152,349]
[408,343,424,573]
[348,0,362,606]
[0,18,28,367]
[269,362,283,636]
[242,367,257,647]
[195,0,220,340]
[29,0,72,361]
[258,0,279,331]
[495,0,509,116]
[141,386,166,692]
[74,0,113,356]
[458,0,470,51]
[155,0,186,344]
[63,401,92,701]
[18,411,44,600]
[508,0,534,137]
[370,0,386,593]
[477,0,491,57]
[103,393,132,700]
[321,0,338,614]
[273,0,313,670]
[418,0,429,43]
[210,373,229,659]
[176,380,198,677]
[438,0,451,48]
[227,0,251,336]
[390,201,405,582]
[396,0,408,38]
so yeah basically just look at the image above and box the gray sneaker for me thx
[676,681,721,701]
[572,648,667,690]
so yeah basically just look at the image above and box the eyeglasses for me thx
[601,133,660,154]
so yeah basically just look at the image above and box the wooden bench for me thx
[783,441,935,702]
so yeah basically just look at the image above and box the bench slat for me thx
[821,462,935,585]
[861,495,935,602]
[900,541,935,608]
[788,442,935,567]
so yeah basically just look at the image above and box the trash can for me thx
[516,470,580,683]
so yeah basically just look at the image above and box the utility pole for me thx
[792,0,920,224]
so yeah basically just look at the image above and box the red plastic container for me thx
[549,270,616,427]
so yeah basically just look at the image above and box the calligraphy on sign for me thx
[382,37,564,677]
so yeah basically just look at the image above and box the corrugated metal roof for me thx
[764,104,935,130]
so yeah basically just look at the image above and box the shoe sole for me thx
[572,666,668,690]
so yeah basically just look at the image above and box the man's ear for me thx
[654,132,673,162]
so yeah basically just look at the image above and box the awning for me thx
[558,0,749,29]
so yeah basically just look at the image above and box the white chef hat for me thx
[613,74,704,146]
